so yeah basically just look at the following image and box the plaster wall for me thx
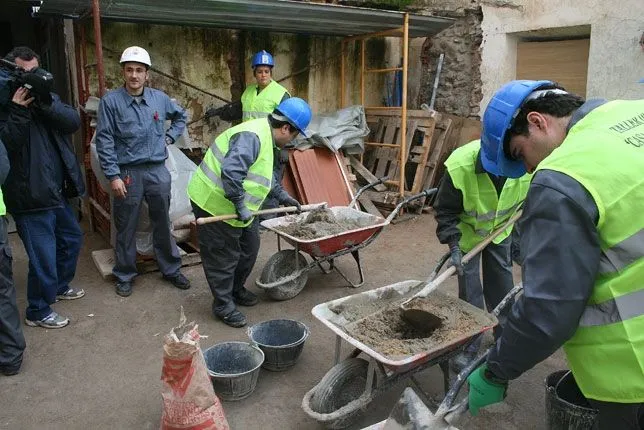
[480,0,644,110]
[85,22,391,148]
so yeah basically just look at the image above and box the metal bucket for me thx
[203,341,265,401]
[545,370,598,429]
[248,319,309,371]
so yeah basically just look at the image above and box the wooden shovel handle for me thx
[410,209,523,300]
[195,203,327,225]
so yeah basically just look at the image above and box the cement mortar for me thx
[275,209,369,240]
[340,295,482,359]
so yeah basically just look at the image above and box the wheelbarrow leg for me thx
[331,250,365,288]
[334,335,342,365]
[439,360,451,395]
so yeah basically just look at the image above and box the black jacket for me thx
[0,94,85,214]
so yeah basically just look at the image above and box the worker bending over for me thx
[467,80,644,429]
[188,97,311,328]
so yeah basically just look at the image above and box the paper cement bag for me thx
[160,310,229,430]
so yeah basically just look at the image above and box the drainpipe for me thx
[92,0,106,96]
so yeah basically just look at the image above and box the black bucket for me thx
[247,319,309,371]
[545,370,598,430]
[203,341,264,401]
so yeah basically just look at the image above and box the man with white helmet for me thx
[465,80,644,428]
[187,97,310,328]
[95,46,190,297]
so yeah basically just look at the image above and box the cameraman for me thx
[0,47,86,329]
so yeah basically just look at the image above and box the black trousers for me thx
[192,203,260,317]
[589,399,644,430]
[112,163,181,282]
[0,216,26,373]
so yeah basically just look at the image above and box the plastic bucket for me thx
[248,319,309,371]
[545,370,598,429]
[203,341,265,401]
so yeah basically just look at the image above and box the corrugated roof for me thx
[35,0,454,38]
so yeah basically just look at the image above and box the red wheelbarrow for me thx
[255,182,437,301]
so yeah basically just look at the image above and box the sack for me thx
[160,311,229,430]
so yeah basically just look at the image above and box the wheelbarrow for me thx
[300,270,523,429]
[255,180,437,301]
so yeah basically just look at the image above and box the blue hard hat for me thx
[275,97,312,137]
[251,50,274,69]
[481,79,554,178]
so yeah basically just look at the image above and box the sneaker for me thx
[116,281,133,297]
[233,288,259,307]
[56,288,85,302]
[218,310,247,328]
[163,273,191,290]
[25,312,69,329]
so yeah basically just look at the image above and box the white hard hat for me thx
[119,46,151,67]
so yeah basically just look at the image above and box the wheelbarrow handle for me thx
[349,176,389,209]
[196,202,327,225]
[385,188,438,223]
[434,284,524,420]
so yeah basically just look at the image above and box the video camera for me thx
[0,58,54,106]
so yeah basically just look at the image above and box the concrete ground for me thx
[0,213,566,429]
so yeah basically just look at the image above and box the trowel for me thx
[399,210,523,332]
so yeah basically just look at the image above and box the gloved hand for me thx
[467,364,508,416]
[281,195,302,213]
[235,205,253,222]
[204,106,223,119]
[449,241,464,276]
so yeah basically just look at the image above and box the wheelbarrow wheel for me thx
[257,250,308,301]
[308,358,378,429]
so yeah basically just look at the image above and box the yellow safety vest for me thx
[187,118,274,228]
[240,80,289,122]
[0,188,5,216]
[445,140,531,252]
[537,100,644,402]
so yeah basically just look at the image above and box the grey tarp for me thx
[293,105,369,154]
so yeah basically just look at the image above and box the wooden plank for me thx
[92,247,201,281]
[363,118,385,171]
[373,118,399,178]
[357,195,383,217]
[348,155,387,191]
[411,126,435,193]
[423,117,453,190]
[389,120,417,186]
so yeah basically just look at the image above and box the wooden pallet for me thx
[91,245,202,281]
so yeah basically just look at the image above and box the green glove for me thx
[467,364,508,416]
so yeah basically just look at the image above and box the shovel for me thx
[400,210,523,332]
[195,202,327,225]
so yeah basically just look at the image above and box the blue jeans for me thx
[14,203,83,320]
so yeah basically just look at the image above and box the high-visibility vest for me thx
[240,80,289,122]
[0,188,5,216]
[536,99,644,402]
[187,118,274,228]
[445,140,531,252]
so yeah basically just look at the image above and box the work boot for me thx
[116,281,133,297]
[450,351,477,374]
[0,365,20,376]
[233,288,259,307]
[218,310,247,328]
[163,272,191,290]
